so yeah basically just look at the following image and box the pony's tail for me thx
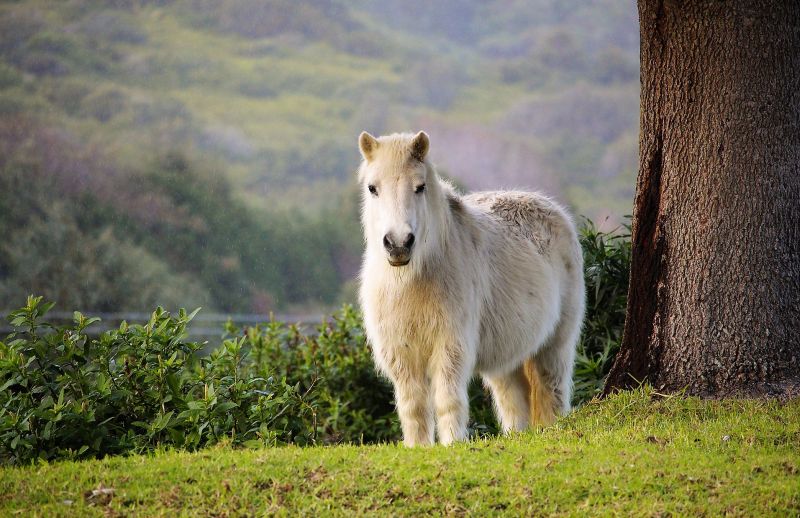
[523,358,558,427]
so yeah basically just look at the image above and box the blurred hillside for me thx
[0,0,638,313]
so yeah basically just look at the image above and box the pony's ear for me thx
[359,131,378,161]
[410,131,430,161]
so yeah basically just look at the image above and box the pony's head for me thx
[358,131,444,268]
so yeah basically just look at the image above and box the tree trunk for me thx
[604,0,800,397]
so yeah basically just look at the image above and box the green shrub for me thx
[573,218,631,403]
[225,307,400,445]
[0,296,321,465]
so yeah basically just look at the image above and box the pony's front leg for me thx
[432,343,473,445]
[393,373,434,447]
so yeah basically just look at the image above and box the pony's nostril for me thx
[383,234,393,251]
[404,234,415,249]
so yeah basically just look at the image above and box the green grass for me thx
[2,388,798,517]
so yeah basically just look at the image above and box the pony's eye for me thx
[414,184,426,194]
[368,184,378,196]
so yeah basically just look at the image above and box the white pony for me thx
[358,131,585,446]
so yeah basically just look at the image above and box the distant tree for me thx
[0,203,210,311]
[604,1,800,397]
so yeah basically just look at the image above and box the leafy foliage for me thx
[222,307,400,446]
[573,218,631,403]
[0,296,316,464]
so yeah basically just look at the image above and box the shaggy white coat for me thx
[358,131,585,446]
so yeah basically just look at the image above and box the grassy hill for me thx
[0,0,639,312]
[2,389,798,516]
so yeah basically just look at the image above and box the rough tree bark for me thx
[604,0,800,397]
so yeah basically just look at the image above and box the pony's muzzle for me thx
[383,232,415,266]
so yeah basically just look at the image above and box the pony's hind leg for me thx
[483,365,531,433]
[524,356,560,427]
[525,312,581,426]
[526,271,584,426]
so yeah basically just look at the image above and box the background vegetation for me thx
[0,0,638,313]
